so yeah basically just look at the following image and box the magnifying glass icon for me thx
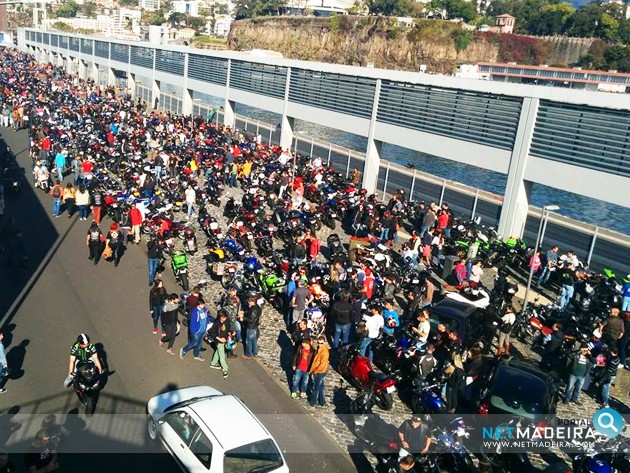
[597,412,619,433]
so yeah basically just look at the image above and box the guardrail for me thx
[155,90,630,276]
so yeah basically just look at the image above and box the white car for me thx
[147,386,289,473]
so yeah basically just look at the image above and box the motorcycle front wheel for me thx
[221,273,233,289]
[375,391,394,411]
[86,394,96,416]
[179,272,189,291]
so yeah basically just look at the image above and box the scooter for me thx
[72,361,101,416]
[338,344,399,411]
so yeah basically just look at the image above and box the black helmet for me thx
[497,266,510,278]
[77,333,90,345]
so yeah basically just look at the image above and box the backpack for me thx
[52,186,61,198]
[500,314,514,334]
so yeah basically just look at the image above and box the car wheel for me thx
[147,416,158,440]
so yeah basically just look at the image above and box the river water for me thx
[175,87,630,236]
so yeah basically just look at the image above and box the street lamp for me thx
[521,204,560,314]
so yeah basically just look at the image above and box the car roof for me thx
[432,298,479,317]
[189,394,273,451]
[497,359,552,381]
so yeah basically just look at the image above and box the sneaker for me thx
[210,364,221,370]
[223,372,228,379]
[290,392,297,399]
[242,355,252,360]
[166,349,175,356]
[152,328,158,335]
[194,356,205,362]
[298,392,305,399]
[602,403,610,408]
[179,348,185,359]
[162,331,166,337]
[0,388,6,394]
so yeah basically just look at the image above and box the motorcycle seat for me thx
[368,371,389,383]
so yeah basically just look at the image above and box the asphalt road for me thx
[0,128,357,473]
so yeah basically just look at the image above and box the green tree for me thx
[79,1,98,19]
[530,2,574,35]
[56,0,78,18]
[233,0,287,19]
[367,0,414,16]
[430,0,476,22]
[579,39,608,68]
[566,3,605,38]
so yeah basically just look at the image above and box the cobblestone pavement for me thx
[166,188,630,471]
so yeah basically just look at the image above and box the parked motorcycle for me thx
[183,226,197,254]
[170,250,190,291]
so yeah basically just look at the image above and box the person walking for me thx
[62,182,75,218]
[91,186,103,224]
[242,297,262,359]
[291,337,315,398]
[146,234,163,286]
[209,310,231,379]
[105,223,124,267]
[308,335,329,407]
[54,149,66,182]
[49,180,64,217]
[24,430,59,473]
[184,184,196,219]
[85,221,103,265]
[0,331,8,393]
[75,185,90,221]
[599,348,619,408]
[128,203,143,244]
[159,293,180,355]
[180,298,210,361]
[149,279,167,335]
[564,344,593,405]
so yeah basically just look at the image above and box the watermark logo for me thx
[592,408,623,438]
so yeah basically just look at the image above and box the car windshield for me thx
[489,367,547,419]
[164,395,218,413]
[223,439,283,473]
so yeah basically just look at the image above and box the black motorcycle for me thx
[73,361,101,416]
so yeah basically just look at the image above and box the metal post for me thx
[294,136,298,154]
[244,116,248,132]
[439,179,446,206]
[269,127,273,144]
[327,144,332,167]
[409,170,416,199]
[586,226,599,266]
[382,162,390,200]
[471,190,480,220]
[522,208,547,315]
[346,150,352,178]
[256,121,259,134]
[310,137,314,158]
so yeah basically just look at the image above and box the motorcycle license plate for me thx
[248,234,254,239]
[386,386,396,394]
[330,213,336,218]
[229,268,235,273]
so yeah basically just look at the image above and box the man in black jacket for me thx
[331,291,354,349]
[147,234,163,286]
[541,323,565,371]
[159,293,180,355]
[243,297,262,359]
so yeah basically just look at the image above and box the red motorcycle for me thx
[338,345,399,411]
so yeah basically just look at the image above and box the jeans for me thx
[211,343,228,373]
[187,202,194,218]
[419,225,430,238]
[285,305,294,328]
[359,337,374,361]
[154,165,162,182]
[53,198,62,216]
[148,257,159,285]
[565,374,585,402]
[230,174,237,188]
[292,368,309,394]
[245,328,258,357]
[538,267,552,286]
[232,319,242,343]
[619,337,629,368]
[333,323,352,348]
[309,372,327,406]
[466,259,474,281]
[56,166,63,181]
[78,205,89,219]
[622,296,630,312]
[559,284,575,310]
[181,331,205,358]
[379,228,390,241]
[601,377,615,405]
[151,304,163,329]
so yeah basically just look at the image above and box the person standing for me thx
[496,306,516,356]
[62,183,75,218]
[398,415,431,454]
[308,335,329,407]
[184,184,196,220]
[75,185,90,221]
[292,279,313,317]
[291,337,315,398]
[0,332,8,394]
[557,263,577,310]
[149,279,167,335]
[180,298,210,361]
[91,186,103,224]
[209,310,230,379]
[361,304,384,360]
[331,291,354,349]
[54,149,66,182]
[564,344,593,405]
[146,234,163,286]
[601,308,624,352]
[537,246,559,288]
[599,348,620,408]
[24,430,58,473]
[242,297,262,360]
[469,260,484,288]
[128,203,143,244]
[49,180,64,217]
[85,221,103,265]
[159,293,180,355]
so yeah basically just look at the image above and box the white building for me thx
[173,0,200,16]
[213,14,232,37]
[47,9,142,37]
[285,0,355,14]
[140,0,161,12]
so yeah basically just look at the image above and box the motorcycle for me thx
[170,250,190,291]
[371,330,427,376]
[72,361,101,416]
[409,378,446,415]
[338,345,399,411]
[259,268,287,310]
[183,226,197,254]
